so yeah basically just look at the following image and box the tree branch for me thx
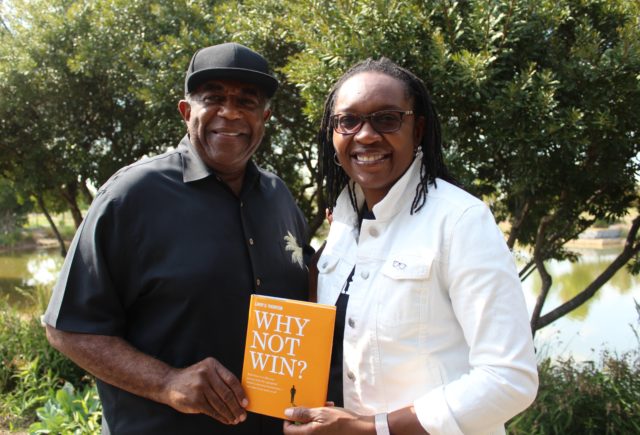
[535,215,640,330]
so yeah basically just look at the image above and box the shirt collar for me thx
[179,135,213,183]
[178,134,261,193]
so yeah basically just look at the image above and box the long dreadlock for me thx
[319,57,457,215]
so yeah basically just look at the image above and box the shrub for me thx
[508,350,640,434]
[29,381,102,435]
[0,299,87,429]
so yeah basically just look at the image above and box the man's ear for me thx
[263,108,272,122]
[178,100,191,123]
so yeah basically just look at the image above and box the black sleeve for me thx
[43,187,128,336]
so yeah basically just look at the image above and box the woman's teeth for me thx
[356,153,384,162]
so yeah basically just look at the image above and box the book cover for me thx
[241,294,336,419]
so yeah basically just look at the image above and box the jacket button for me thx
[249,238,254,245]
[369,227,379,237]
[360,270,369,279]
[347,372,356,381]
[348,318,355,328]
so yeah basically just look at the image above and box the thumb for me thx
[284,406,313,423]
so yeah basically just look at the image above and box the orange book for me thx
[241,294,336,419]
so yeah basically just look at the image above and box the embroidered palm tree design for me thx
[284,231,303,268]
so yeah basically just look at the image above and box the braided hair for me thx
[319,57,457,214]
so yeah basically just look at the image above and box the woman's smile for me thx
[352,151,389,164]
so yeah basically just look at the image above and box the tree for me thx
[217,0,640,335]
[0,0,638,335]
[434,0,640,334]
[0,0,217,253]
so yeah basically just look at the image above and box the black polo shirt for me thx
[44,135,312,434]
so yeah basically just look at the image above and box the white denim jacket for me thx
[317,158,538,435]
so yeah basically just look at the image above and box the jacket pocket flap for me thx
[381,252,435,280]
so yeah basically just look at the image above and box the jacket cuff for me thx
[414,387,464,435]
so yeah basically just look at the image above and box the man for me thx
[43,42,312,434]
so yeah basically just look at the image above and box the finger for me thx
[181,359,238,424]
[284,406,313,423]
[202,385,237,424]
[204,359,246,422]
[204,373,247,424]
[283,419,309,434]
[324,401,335,407]
[213,358,249,408]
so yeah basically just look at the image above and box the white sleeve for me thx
[414,204,538,435]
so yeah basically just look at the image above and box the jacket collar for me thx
[333,156,422,226]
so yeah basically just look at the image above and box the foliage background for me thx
[1,0,639,432]
[3,0,638,248]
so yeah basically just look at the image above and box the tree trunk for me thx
[530,215,554,336]
[81,178,95,204]
[35,193,67,257]
[507,199,530,250]
[59,182,83,228]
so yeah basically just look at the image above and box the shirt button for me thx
[321,261,328,268]
[348,318,355,328]
[240,201,244,207]
[347,371,356,381]
[369,227,379,237]
[249,238,254,245]
[256,278,261,287]
[360,270,369,279]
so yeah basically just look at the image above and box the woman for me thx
[284,58,538,435]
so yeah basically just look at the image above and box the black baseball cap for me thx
[184,42,279,98]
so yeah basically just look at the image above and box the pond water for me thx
[0,248,64,311]
[1,247,638,362]
[522,247,640,363]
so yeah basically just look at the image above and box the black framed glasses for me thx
[331,110,414,135]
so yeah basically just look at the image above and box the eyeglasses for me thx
[331,110,414,135]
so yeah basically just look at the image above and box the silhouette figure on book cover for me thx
[290,385,297,406]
